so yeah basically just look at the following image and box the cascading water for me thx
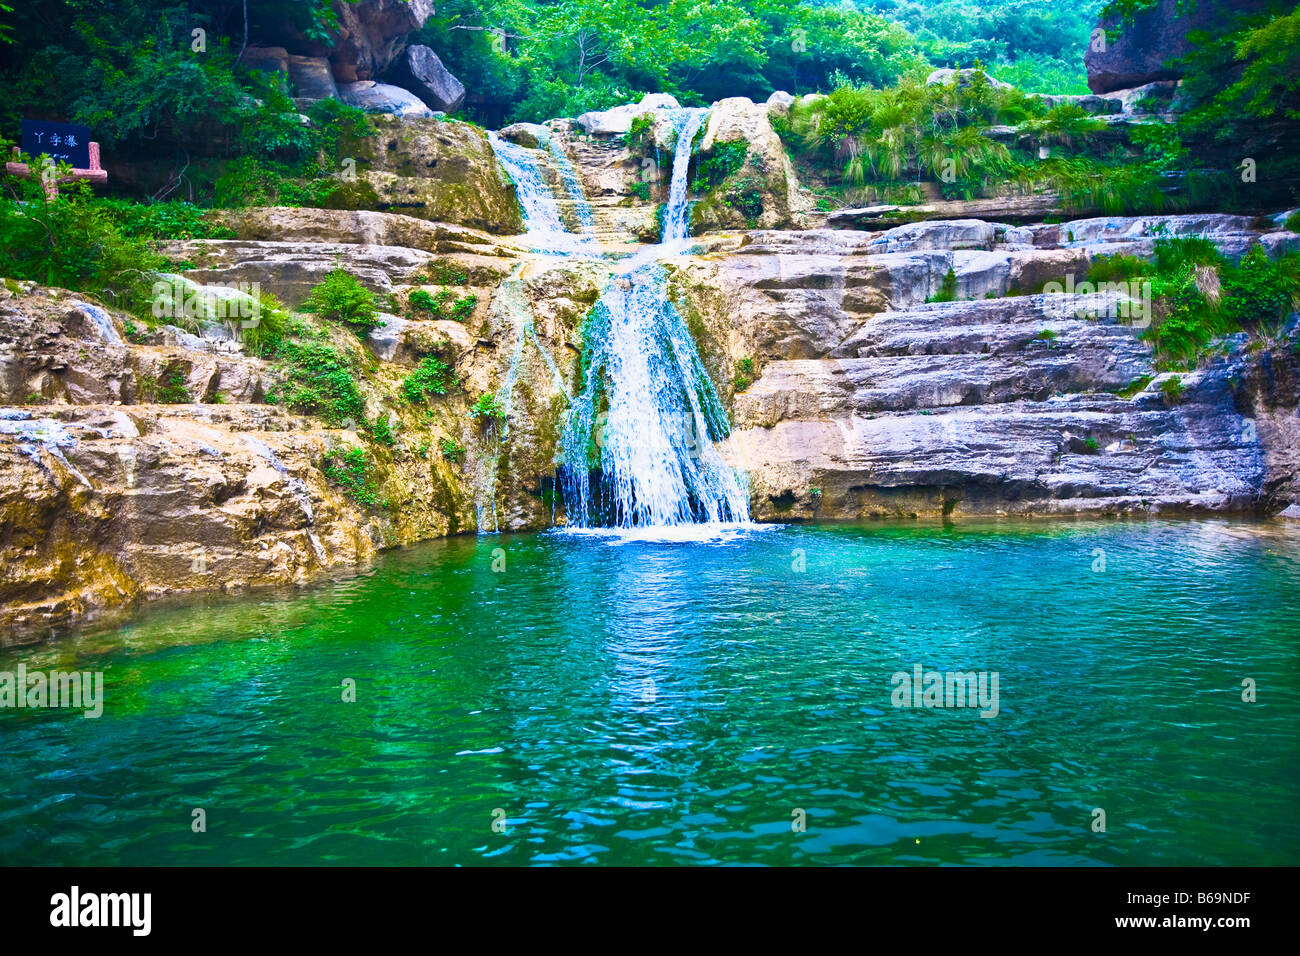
[662,109,707,244]
[488,108,752,531]
[487,132,596,256]
[555,107,752,529]
[543,137,598,237]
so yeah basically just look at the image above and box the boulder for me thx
[498,123,551,149]
[287,55,339,102]
[328,0,437,80]
[1103,80,1182,114]
[926,68,1011,90]
[574,94,682,136]
[248,116,523,235]
[387,44,466,114]
[338,80,434,118]
[691,97,811,230]
[766,90,795,118]
[239,46,290,86]
[1085,0,1270,94]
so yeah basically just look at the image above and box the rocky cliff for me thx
[4,95,1300,637]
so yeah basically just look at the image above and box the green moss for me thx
[1111,374,1154,399]
[401,355,459,403]
[322,446,380,506]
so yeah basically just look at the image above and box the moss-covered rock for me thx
[335,115,524,234]
[690,97,812,233]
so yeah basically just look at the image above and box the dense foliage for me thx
[1089,236,1300,365]
[783,71,1194,213]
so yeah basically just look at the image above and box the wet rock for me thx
[498,123,551,150]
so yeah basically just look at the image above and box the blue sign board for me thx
[21,120,92,169]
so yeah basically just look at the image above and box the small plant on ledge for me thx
[733,355,756,392]
[438,437,466,463]
[471,393,507,425]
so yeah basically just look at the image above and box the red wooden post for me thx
[5,143,109,197]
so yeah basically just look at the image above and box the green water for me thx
[2,519,1298,866]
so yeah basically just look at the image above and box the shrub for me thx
[0,171,160,313]
[733,355,756,392]
[96,200,235,241]
[420,262,469,285]
[322,446,379,506]
[1087,254,1149,284]
[238,290,292,357]
[625,112,656,155]
[302,269,382,335]
[408,289,440,315]
[471,393,506,423]
[692,140,749,192]
[371,412,396,446]
[401,356,458,403]
[929,268,958,303]
[449,294,478,322]
[155,367,191,404]
[265,339,366,427]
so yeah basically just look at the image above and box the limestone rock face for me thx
[387,44,466,114]
[691,97,812,231]
[1084,0,1270,94]
[828,196,1061,229]
[667,215,1299,523]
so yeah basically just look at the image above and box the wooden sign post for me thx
[5,120,108,197]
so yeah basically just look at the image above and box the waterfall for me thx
[544,137,598,237]
[556,263,750,528]
[662,109,707,243]
[488,107,752,531]
[555,107,752,529]
[487,132,596,256]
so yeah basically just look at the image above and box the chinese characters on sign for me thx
[21,119,93,169]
